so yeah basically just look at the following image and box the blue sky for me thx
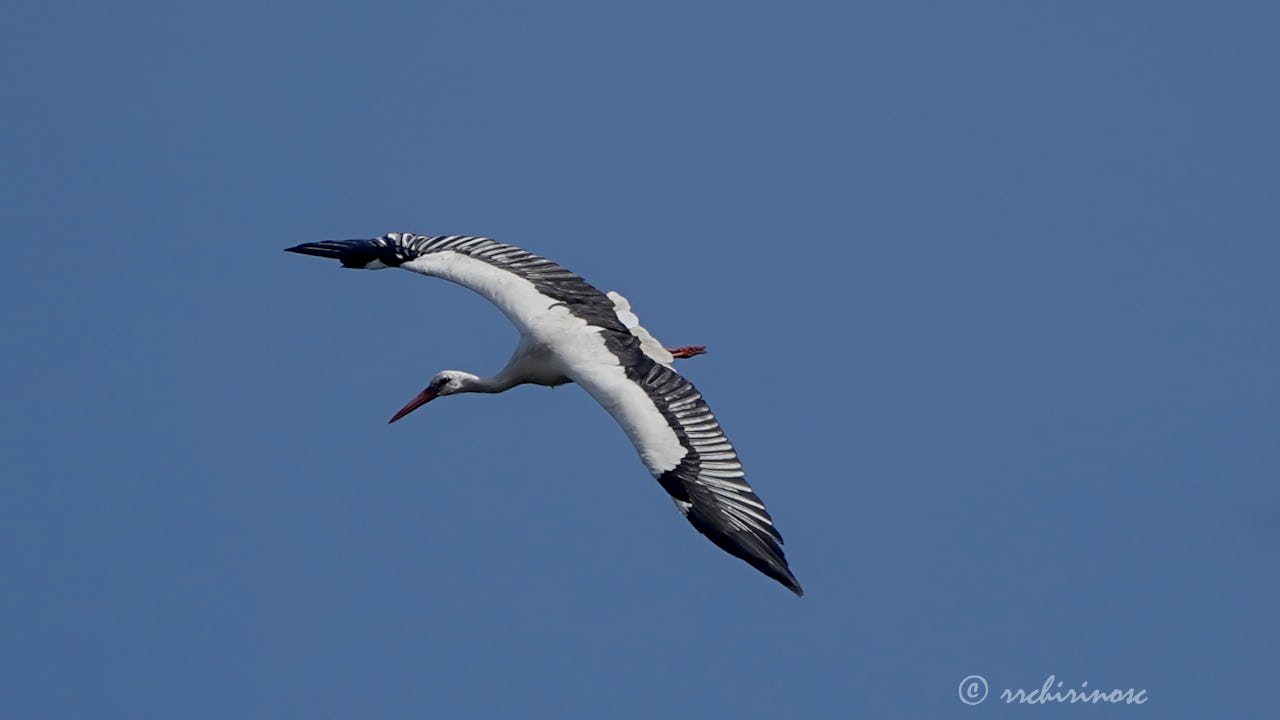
[3,1,1277,717]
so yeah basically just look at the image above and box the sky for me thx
[2,1,1277,717]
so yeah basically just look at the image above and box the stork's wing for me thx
[647,366,801,596]
[286,234,630,336]
[568,340,803,596]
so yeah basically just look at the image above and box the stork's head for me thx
[388,370,477,423]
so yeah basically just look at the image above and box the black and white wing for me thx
[644,364,800,594]
[284,233,630,335]
[568,335,803,596]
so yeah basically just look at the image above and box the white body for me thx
[403,251,687,473]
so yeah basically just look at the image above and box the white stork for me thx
[286,233,802,595]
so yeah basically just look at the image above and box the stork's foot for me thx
[667,345,707,359]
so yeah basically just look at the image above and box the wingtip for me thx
[284,239,387,268]
[768,563,804,597]
[283,241,336,258]
[684,509,804,597]
[784,576,805,597]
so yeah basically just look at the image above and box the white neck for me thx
[453,370,525,395]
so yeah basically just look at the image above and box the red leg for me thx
[667,345,707,359]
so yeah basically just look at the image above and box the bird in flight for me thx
[286,233,802,595]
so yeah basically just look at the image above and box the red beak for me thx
[388,387,438,424]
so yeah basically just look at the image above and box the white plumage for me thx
[287,233,802,595]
